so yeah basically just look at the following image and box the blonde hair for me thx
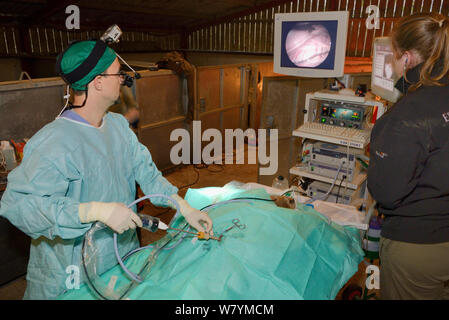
[391,13,449,91]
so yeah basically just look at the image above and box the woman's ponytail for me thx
[392,13,449,91]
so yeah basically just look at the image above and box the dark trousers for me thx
[379,237,449,300]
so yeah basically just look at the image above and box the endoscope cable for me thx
[83,196,276,299]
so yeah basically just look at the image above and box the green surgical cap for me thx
[60,41,117,91]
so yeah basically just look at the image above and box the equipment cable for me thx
[305,160,345,204]
[335,175,346,204]
[83,196,261,299]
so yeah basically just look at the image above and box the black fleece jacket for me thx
[368,62,449,244]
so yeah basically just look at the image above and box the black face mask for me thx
[395,59,446,95]
[395,75,411,95]
[394,63,422,95]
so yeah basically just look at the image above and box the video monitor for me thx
[371,37,402,103]
[274,11,349,78]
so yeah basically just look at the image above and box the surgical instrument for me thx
[113,194,181,284]
[223,219,246,233]
[217,219,247,241]
[166,227,221,241]
[138,213,169,232]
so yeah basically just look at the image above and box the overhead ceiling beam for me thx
[77,1,204,20]
[186,0,294,32]
[2,0,46,4]
[215,0,256,7]
[31,21,183,35]
[25,0,82,25]
[13,0,186,34]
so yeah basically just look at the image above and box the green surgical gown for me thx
[0,112,178,299]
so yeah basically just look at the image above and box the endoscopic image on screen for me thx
[281,20,338,70]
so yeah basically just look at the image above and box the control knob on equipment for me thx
[340,122,345,127]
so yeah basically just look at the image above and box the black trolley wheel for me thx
[342,284,363,300]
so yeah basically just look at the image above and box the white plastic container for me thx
[272,175,289,190]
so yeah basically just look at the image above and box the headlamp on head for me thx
[100,24,141,86]
[54,25,141,114]
[56,25,141,91]
[100,25,122,44]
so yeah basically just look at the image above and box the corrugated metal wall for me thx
[187,0,449,56]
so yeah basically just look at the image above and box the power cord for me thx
[335,175,347,204]
[178,148,240,190]
[305,160,346,204]
[178,163,224,191]
[199,197,275,211]
[178,165,201,191]
[149,152,231,216]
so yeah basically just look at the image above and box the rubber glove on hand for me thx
[171,194,213,235]
[78,202,143,234]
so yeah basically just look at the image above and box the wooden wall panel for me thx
[136,70,187,171]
